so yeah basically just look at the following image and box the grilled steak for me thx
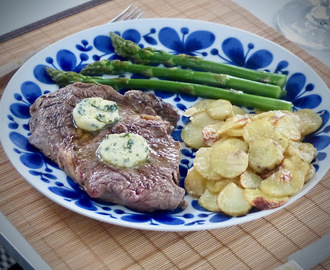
[29,82,186,212]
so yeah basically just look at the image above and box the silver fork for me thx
[110,4,143,23]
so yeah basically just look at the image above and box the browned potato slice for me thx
[203,115,250,147]
[244,188,289,210]
[183,99,215,117]
[248,138,284,173]
[260,156,309,196]
[199,189,220,212]
[210,142,249,178]
[217,182,252,216]
[202,122,225,146]
[203,115,250,146]
[184,167,206,198]
[239,170,262,189]
[206,99,232,120]
[285,141,317,163]
[206,178,238,193]
[194,147,222,180]
[181,122,206,149]
[183,111,222,148]
[294,109,323,137]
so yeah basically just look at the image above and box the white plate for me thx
[1,18,329,231]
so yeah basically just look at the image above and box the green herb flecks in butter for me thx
[97,133,149,168]
[73,97,119,131]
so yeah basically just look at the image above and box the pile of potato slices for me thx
[182,99,323,217]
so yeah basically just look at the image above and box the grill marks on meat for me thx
[29,82,185,212]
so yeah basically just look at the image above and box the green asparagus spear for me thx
[110,32,287,88]
[46,68,292,111]
[81,60,285,98]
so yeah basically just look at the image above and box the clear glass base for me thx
[277,0,330,50]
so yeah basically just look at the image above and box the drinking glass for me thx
[277,0,330,50]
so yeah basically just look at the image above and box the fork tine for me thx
[131,10,143,20]
[121,6,138,20]
[122,8,143,21]
[110,4,143,23]
[110,4,133,23]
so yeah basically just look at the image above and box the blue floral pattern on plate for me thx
[1,19,329,231]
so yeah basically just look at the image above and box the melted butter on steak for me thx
[97,132,150,168]
[72,97,119,131]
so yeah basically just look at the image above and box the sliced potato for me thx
[190,111,220,127]
[203,115,250,146]
[243,118,275,142]
[181,122,206,149]
[183,99,215,117]
[202,122,225,146]
[217,182,252,216]
[298,141,317,163]
[212,137,248,152]
[273,132,290,152]
[206,178,238,193]
[194,147,222,180]
[276,136,290,153]
[260,156,309,197]
[285,141,317,163]
[243,118,289,151]
[183,99,322,217]
[184,167,207,198]
[248,138,284,173]
[199,189,221,212]
[223,138,248,152]
[305,164,316,183]
[293,156,311,179]
[250,110,287,121]
[232,105,247,115]
[275,114,301,141]
[217,114,250,136]
[206,99,233,120]
[294,109,323,137]
[183,111,222,148]
[226,127,244,137]
[210,142,248,178]
[244,188,289,210]
[239,170,262,189]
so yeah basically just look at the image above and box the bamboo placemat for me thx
[0,0,329,269]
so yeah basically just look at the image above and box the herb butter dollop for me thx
[73,97,119,131]
[97,133,149,168]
